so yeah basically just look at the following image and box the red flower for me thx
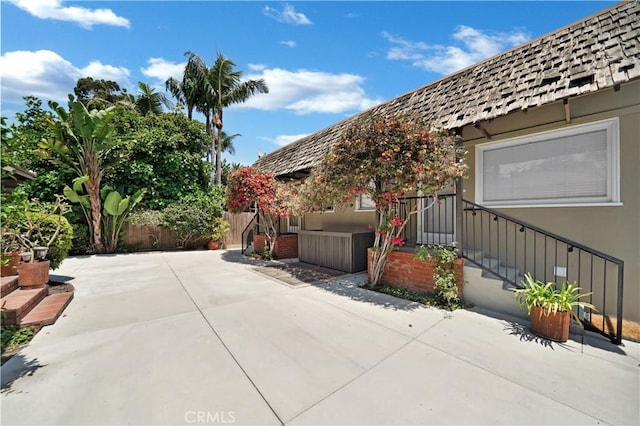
[389,236,404,246]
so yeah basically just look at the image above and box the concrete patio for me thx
[1,250,638,425]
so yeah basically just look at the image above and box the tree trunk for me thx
[215,110,223,186]
[85,176,104,253]
[83,149,104,253]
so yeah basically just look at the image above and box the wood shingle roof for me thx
[254,1,640,177]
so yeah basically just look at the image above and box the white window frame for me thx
[475,118,620,208]
[355,193,376,211]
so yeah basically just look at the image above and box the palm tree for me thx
[165,53,203,120]
[206,131,239,162]
[187,52,268,185]
[135,82,173,115]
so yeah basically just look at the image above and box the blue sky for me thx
[1,0,615,166]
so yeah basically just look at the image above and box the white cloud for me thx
[0,50,131,104]
[248,64,267,72]
[141,57,186,81]
[280,40,296,48]
[263,4,312,25]
[7,0,130,29]
[272,134,310,147]
[382,26,530,75]
[82,61,130,83]
[239,67,382,115]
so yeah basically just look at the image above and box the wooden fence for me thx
[121,212,255,251]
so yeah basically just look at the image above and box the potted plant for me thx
[514,273,596,342]
[9,196,73,288]
[207,217,230,250]
[1,233,22,277]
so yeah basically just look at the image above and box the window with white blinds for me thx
[476,118,619,207]
[356,194,376,211]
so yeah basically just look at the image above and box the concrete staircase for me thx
[1,275,73,328]
[463,251,526,319]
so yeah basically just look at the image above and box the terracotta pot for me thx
[530,306,571,342]
[1,252,21,276]
[18,260,50,288]
[207,240,220,250]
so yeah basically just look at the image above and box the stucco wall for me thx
[303,206,375,233]
[460,81,639,322]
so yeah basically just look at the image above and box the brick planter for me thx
[254,234,299,259]
[367,248,463,297]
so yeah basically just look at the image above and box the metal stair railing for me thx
[461,198,624,344]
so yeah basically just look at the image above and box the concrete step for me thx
[463,265,526,319]
[20,292,74,327]
[483,265,520,283]
[1,275,19,297]
[1,287,48,325]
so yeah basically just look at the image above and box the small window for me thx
[287,216,300,233]
[476,118,620,207]
[356,194,375,211]
[311,205,334,213]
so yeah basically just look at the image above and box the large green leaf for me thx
[63,185,91,208]
[72,175,89,193]
[104,191,130,216]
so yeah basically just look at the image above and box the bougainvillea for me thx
[227,167,301,256]
[300,113,467,286]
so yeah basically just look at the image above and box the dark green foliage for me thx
[1,97,56,173]
[414,244,463,308]
[362,283,470,311]
[160,188,226,247]
[107,110,210,209]
[73,77,127,109]
[1,326,35,354]
[2,192,74,269]
[36,212,74,269]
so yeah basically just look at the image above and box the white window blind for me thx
[477,118,619,207]
[356,194,376,211]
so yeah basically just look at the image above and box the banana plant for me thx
[102,187,146,253]
[63,175,93,246]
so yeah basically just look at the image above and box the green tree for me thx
[1,96,54,171]
[207,131,239,162]
[301,114,467,286]
[73,77,127,110]
[41,95,121,252]
[133,82,173,115]
[186,52,268,185]
[106,109,210,209]
[165,54,202,120]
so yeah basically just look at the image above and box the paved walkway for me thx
[1,250,638,425]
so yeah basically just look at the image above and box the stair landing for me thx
[1,275,19,297]
[2,287,48,325]
[20,292,74,327]
[1,282,74,328]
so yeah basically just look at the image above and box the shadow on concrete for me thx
[469,306,628,355]
[1,353,46,395]
[49,274,75,284]
[311,279,427,312]
[221,249,270,266]
[222,250,425,312]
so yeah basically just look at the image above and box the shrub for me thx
[35,212,74,269]
[2,195,74,269]
[161,188,226,247]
